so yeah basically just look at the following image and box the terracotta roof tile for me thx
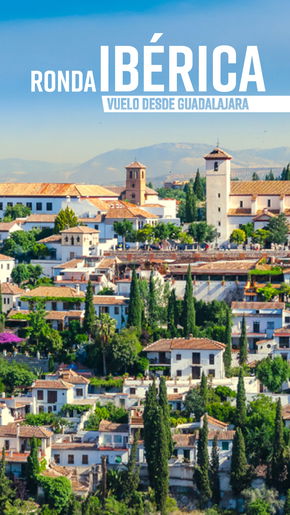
[231,301,285,309]
[0,423,52,438]
[98,420,129,433]
[0,183,117,198]
[60,225,99,234]
[204,147,232,160]
[230,181,290,196]
[0,222,21,231]
[144,337,225,352]
[125,161,146,169]
[32,379,73,390]
[197,430,235,440]
[93,296,128,305]
[22,286,85,298]
[24,214,56,223]
[173,433,196,447]
[0,283,25,295]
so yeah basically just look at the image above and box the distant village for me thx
[1,149,290,514]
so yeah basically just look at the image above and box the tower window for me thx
[218,193,221,198]
[129,171,132,178]
[267,199,271,207]
[132,193,135,198]
[240,201,243,208]
[218,207,221,212]
[132,183,135,188]
[214,161,218,171]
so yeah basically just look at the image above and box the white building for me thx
[231,301,287,351]
[0,222,22,243]
[93,295,129,329]
[1,283,25,314]
[18,285,85,311]
[144,337,225,379]
[31,379,75,414]
[205,146,290,245]
[0,254,15,283]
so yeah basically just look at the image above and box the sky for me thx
[1,0,290,163]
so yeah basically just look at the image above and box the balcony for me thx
[149,358,171,365]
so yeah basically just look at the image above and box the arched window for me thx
[71,236,74,245]
[214,161,218,171]
[65,236,68,243]
[129,171,133,178]
[76,236,80,243]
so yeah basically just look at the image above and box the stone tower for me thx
[123,161,146,205]
[204,147,232,245]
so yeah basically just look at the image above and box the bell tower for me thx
[124,161,146,205]
[204,147,232,245]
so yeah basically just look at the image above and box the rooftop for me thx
[230,180,290,196]
[32,379,74,390]
[0,423,52,439]
[98,419,129,433]
[204,147,232,160]
[21,286,85,298]
[144,337,225,352]
[0,182,117,198]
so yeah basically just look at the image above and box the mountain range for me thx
[1,143,290,186]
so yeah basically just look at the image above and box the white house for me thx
[0,222,22,243]
[93,295,129,329]
[231,301,286,351]
[143,337,226,379]
[0,254,15,283]
[1,283,25,314]
[31,379,75,414]
[18,286,85,312]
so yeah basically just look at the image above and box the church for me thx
[205,146,290,245]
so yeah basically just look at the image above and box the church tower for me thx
[123,161,146,205]
[204,147,232,245]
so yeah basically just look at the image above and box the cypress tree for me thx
[235,368,247,430]
[124,430,140,502]
[0,447,14,510]
[185,184,197,222]
[211,434,220,505]
[127,268,142,330]
[223,307,232,376]
[239,316,248,366]
[159,376,174,458]
[148,270,158,328]
[83,280,95,336]
[230,427,249,495]
[252,171,260,181]
[26,437,40,494]
[183,265,196,337]
[200,371,208,409]
[193,169,204,200]
[154,408,169,514]
[271,398,287,490]
[285,489,290,515]
[167,288,178,337]
[196,414,212,508]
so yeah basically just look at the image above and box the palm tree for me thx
[94,314,116,376]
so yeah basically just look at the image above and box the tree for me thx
[265,170,275,181]
[26,302,63,355]
[236,368,246,429]
[184,387,205,420]
[148,270,158,328]
[223,307,232,375]
[83,280,95,336]
[110,328,142,374]
[39,475,73,514]
[243,487,282,515]
[54,206,78,233]
[127,269,142,331]
[195,414,211,508]
[252,229,270,246]
[247,498,271,515]
[230,229,246,245]
[188,222,217,246]
[94,314,116,376]
[193,169,204,200]
[11,263,30,285]
[252,172,260,180]
[2,230,49,261]
[182,265,196,337]
[281,164,290,180]
[267,213,289,245]
[113,219,134,249]
[124,430,140,503]
[230,427,249,494]
[3,204,31,220]
[159,376,173,458]
[245,396,277,466]
[239,316,248,365]
[167,288,178,337]
[184,183,197,222]
[285,489,290,514]
[153,223,169,242]
[200,372,208,407]
[0,447,14,513]
[256,356,290,393]
[270,399,287,490]
[240,222,254,242]
[211,434,220,505]
[26,437,40,494]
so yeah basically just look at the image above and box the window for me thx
[208,369,215,377]
[113,435,122,444]
[253,321,260,333]
[218,221,221,226]
[240,200,243,208]
[129,388,136,395]
[82,455,88,464]
[176,370,182,377]
[132,183,135,188]
[7,202,13,207]
[5,440,9,450]
[46,202,53,211]
[279,336,289,348]
[176,354,181,361]
[267,321,274,329]
[26,202,32,209]
[222,441,229,451]
[76,388,83,397]
[47,391,57,403]
[7,264,9,270]
[76,236,80,243]
[267,199,271,207]
[214,161,218,171]
[209,354,215,365]
[54,454,60,464]
[68,455,74,464]
[173,388,178,393]
[192,352,200,364]
[94,225,99,230]
[132,193,135,199]
[218,193,221,198]
[218,207,221,212]
[51,302,57,310]
[114,307,120,315]
[36,202,42,211]
[37,390,44,400]
[38,406,44,413]
[0,203,2,210]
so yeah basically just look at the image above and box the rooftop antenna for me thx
[216,137,220,148]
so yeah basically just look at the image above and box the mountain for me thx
[1,143,290,185]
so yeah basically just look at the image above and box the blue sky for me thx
[1,0,290,163]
